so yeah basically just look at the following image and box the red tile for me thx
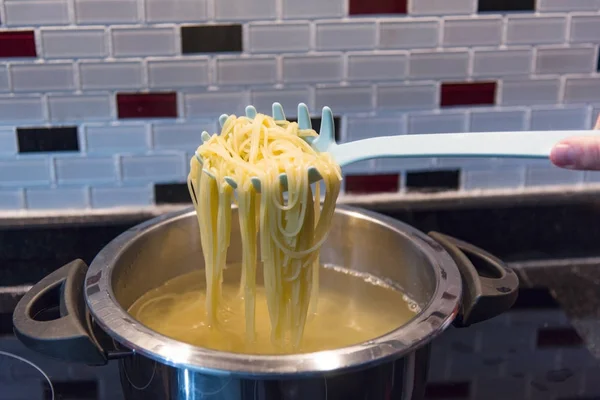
[345,174,400,194]
[117,92,177,119]
[440,82,497,107]
[349,0,407,15]
[0,31,37,58]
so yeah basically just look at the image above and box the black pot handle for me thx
[428,232,519,327]
[12,259,109,365]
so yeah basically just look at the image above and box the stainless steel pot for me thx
[13,205,518,400]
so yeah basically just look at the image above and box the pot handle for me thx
[12,259,108,365]
[428,232,519,327]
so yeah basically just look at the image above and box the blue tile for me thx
[0,128,17,155]
[25,187,89,209]
[54,156,116,184]
[91,185,152,208]
[0,189,23,209]
[0,157,52,186]
[84,124,148,154]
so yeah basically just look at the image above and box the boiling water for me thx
[129,264,419,355]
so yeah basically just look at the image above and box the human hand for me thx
[550,115,600,170]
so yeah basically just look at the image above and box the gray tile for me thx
[535,47,596,74]
[0,158,51,186]
[215,0,276,20]
[185,90,250,117]
[537,0,600,11]
[525,163,584,186]
[282,55,343,84]
[111,28,177,57]
[41,28,107,59]
[80,61,143,90]
[247,23,310,53]
[75,0,138,24]
[377,83,438,110]
[463,167,525,190]
[0,189,23,210]
[26,187,89,209]
[408,51,469,79]
[379,19,439,50]
[250,87,311,115]
[54,156,116,184]
[48,94,112,122]
[0,128,17,155]
[585,171,600,183]
[11,63,75,92]
[375,157,436,172]
[215,57,277,86]
[409,0,476,15]
[341,159,374,175]
[345,116,404,142]
[472,48,532,78]
[316,21,376,51]
[347,52,407,81]
[148,59,209,89]
[0,65,8,92]
[470,109,527,132]
[570,15,600,43]
[530,107,589,130]
[152,120,217,151]
[145,0,207,23]
[442,17,502,47]
[500,79,560,106]
[408,111,467,134]
[121,154,186,182]
[282,0,344,19]
[4,0,69,26]
[505,16,566,45]
[315,86,373,112]
[85,124,148,154]
[564,77,600,104]
[91,185,153,208]
[0,96,44,122]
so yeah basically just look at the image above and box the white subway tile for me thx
[345,116,404,142]
[408,51,469,79]
[472,49,532,78]
[463,167,525,190]
[0,128,17,155]
[216,0,276,20]
[282,0,344,19]
[469,109,527,132]
[215,57,277,86]
[250,88,311,115]
[505,16,566,45]
[0,158,51,186]
[341,160,374,175]
[41,29,107,59]
[0,189,23,210]
[48,94,111,122]
[0,65,8,92]
[148,59,209,89]
[500,79,560,106]
[121,154,186,182]
[282,55,343,84]
[91,185,153,208]
[80,61,144,90]
[247,23,310,53]
[377,83,438,110]
[75,0,138,24]
[409,0,475,15]
[145,0,207,23]
[0,96,44,123]
[185,91,250,117]
[564,78,600,104]
[55,156,116,184]
[530,107,589,130]
[347,53,408,81]
[442,17,502,47]
[316,21,376,51]
[152,121,217,151]
[4,0,69,26]
[112,28,176,58]
[408,111,467,134]
[315,86,373,112]
[11,63,75,92]
[570,15,600,43]
[525,164,584,186]
[379,20,439,50]
[26,187,89,209]
[85,124,149,154]
[537,0,600,11]
[535,47,596,75]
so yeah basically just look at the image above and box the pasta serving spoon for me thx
[197,103,599,193]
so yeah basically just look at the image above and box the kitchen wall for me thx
[0,0,599,210]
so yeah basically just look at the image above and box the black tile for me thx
[405,170,460,192]
[44,380,97,400]
[424,381,471,399]
[0,312,12,335]
[537,327,584,348]
[17,126,79,153]
[181,24,242,54]
[478,0,535,12]
[597,46,600,72]
[288,116,341,142]
[511,287,560,309]
[154,183,193,205]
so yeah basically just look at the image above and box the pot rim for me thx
[85,205,462,377]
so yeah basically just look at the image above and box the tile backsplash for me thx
[0,0,599,210]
